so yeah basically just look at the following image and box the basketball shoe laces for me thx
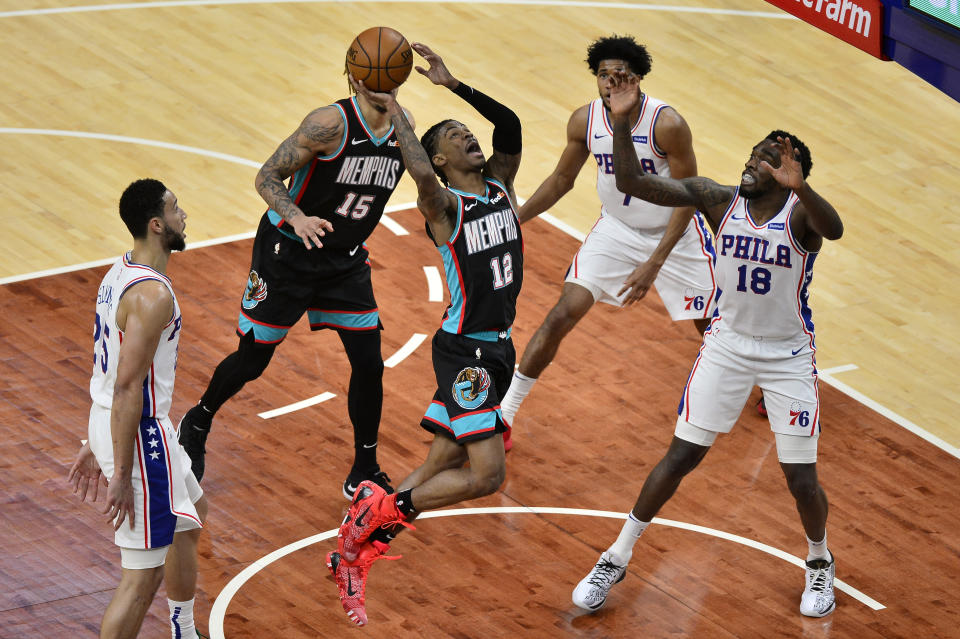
[807,560,832,596]
[588,558,624,590]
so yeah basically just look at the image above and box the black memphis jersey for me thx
[438,178,524,335]
[267,96,405,250]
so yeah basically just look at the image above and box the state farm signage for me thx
[765,0,887,59]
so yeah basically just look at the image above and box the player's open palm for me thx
[608,72,640,117]
[290,212,333,250]
[762,136,804,191]
[412,43,456,88]
[104,475,136,531]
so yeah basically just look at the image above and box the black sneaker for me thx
[342,468,394,501]
[177,405,212,482]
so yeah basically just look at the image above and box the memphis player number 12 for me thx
[490,252,514,289]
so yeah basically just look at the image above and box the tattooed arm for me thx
[350,76,457,245]
[608,75,734,230]
[254,106,345,249]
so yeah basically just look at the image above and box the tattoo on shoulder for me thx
[301,120,342,146]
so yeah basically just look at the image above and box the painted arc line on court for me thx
[384,333,429,368]
[424,266,443,302]
[207,506,883,639]
[379,213,408,236]
[257,392,335,419]
[1,0,797,21]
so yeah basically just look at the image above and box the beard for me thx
[739,184,762,200]
[163,224,186,252]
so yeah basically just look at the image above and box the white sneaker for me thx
[800,554,836,617]
[572,551,627,611]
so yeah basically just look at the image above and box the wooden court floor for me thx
[2,208,959,638]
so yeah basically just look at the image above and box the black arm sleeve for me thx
[451,82,522,155]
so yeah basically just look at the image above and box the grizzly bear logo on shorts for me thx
[241,270,268,309]
[452,366,491,410]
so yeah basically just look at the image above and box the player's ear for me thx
[432,152,448,169]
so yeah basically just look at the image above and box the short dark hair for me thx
[420,119,456,185]
[586,35,653,79]
[119,179,167,239]
[766,130,813,178]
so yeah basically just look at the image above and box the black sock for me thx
[394,489,415,518]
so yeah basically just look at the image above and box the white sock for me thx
[607,513,650,566]
[806,532,830,562]
[168,598,196,639]
[500,371,536,426]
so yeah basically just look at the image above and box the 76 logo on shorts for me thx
[789,401,811,427]
[683,288,705,312]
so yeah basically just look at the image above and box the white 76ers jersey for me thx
[587,95,675,230]
[713,189,816,341]
[89,252,182,419]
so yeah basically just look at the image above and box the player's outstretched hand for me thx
[411,43,457,89]
[608,71,641,118]
[289,211,333,250]
[761,136,804,191]
[68,441,107,503]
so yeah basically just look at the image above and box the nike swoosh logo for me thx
[464,203,477,211]
[346,571,358,597]
[351,138,366,145]
[354,506,370,527]
[731,215,745,220]
[349,245,360,256]
[791,347,804,355]
[346,482,358,493]
[594,133,606,139]
[362,442,377,449]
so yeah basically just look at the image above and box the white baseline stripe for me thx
[424,266,443,302]
[257,392,335,419]
[1,0,795,20]
[384,333,428,368]
[208,506,882,638]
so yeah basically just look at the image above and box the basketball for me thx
[346,27,413,92]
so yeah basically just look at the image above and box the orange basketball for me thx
[346,27,413,92]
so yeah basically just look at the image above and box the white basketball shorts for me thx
[565,213,717,320]
[88,404,203,550]
[675,318,822,462]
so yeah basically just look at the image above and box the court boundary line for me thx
[1,0,797,20]
[207,506,883,638]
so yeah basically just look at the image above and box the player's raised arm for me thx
[608,74,732,223]
[763,136,843,244]
[351,75,457,243]
[255,106,343,249]
[412,42,522,199]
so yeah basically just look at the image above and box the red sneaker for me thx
[338,480,412,562]
[757,396,768,417]
[326,541,399,626]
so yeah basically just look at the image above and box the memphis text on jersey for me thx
[334,155,401,190]
[462,193,519,256]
